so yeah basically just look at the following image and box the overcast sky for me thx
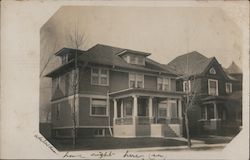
[40,5,244,122]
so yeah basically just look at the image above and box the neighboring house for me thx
[45,44,184,138]
[166,51,242,136]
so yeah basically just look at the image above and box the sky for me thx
[40,5,245,122]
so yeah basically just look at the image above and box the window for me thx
[130,55,136,64]
[225,83,232,94]
[209,67,216,75]
[62,54,68,64]
[169,100,177,118]
[137,56,144,65]
[128,54,145,65]
[56,103,60,120]
[157,77,170,91]
[158,102,168,118]
[94,129,105,137]
[208,79,218,96]
[124,99,133,116]
[91,68,109,86]
[183,80,191,93]
[91,99,108,116]
[129,73,144,88]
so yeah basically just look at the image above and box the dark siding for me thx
[79,97,114,126]
[109,70,129,92]
[144,75,157,90]
[51,100,73,128]
[78,67,109,95]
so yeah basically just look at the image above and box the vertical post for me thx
[149,97,153,117]
[113,99,117,119]
[178,99,182,118]
[213,102,217,119]
[205,106,208,120]
[121,100,124,118]
[167,98,171,118]
[133,95,138,117]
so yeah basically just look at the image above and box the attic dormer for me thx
[55,48,84,65]
[116,49,151,66]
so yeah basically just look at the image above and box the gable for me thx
[202,58,229,80]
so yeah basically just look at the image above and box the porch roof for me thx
[108,88,184,99]
[201,95,239,104]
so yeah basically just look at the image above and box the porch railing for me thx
[115,117,133,125]
[114,117,182,125]
[156,117,182,124]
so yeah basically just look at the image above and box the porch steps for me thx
[165,125,179,137]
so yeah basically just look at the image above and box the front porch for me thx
[198,96,242,135]
[110,89,184,138]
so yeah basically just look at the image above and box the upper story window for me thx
[129,73,144,88]
[208,79,218,96]
[62,54,68,64]
[209,67,216,75]
[157,77,170,91]
[225,83,232,94]
[125,54,145,65]
[183,80,191,93]
[91,68,109,86]
[91,98,108,116]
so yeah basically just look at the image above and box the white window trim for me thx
[129,73,144,88]
[91,68,109,86]
[157,77,171,91]
[94,129,105,137]
[208,79,219,96]
[225,82,232,93]
[90,98,108,117]
[183,80,191,93]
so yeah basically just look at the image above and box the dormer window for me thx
[117,50,149,66]
[62,54,68,64]
[128,54,145,65]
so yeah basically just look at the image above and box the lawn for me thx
[48,137,188,151]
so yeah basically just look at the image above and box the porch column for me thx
[213,102,218,119]
[178,99,182,118]
[133,95,138,117]
[121,100,124,118]
[149,97,153,117]
[167,98,171,118]
[113,99,117,119]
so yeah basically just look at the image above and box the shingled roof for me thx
[165,51,214,76]
[226,61,242,74]
[45,44,175,77]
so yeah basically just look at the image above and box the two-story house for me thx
[45,44,184,138]
[166,51,242,136]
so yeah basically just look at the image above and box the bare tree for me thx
[180,55,199,148]
[68,22,86,148]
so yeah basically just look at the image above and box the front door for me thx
[138,98,148,116]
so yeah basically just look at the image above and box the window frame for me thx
[91,68,109,86]
[90,98,108,117]
[183,80,191,93]
[94,129,105,137]
[157,77,171,91]
[225,82,232,94]
[208,79,219,96]
[129,73,144,88]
